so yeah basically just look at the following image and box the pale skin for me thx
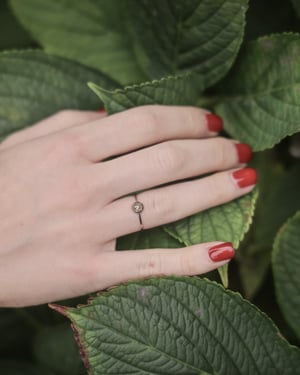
[0,106,256,307]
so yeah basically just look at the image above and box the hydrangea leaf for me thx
[273,211,300,340]
[9,0,146,84]
[164,190,257,249]
[0,50,118,138]
[126,0,248,91]
[89,73,200,114]
[215,34,300,151]
[165,189,258,286]
[117,227,182,251]
[58,277,300,374]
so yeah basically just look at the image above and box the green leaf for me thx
[127,0,248,91]
[0,50,118,138]
[273,211,300,340]
[164,190,258,249]
[165,189,258,287]
[9,0,146,84]
[89,73,200,114]
[62,277,300,374]
[215,34,300,151]
[34,323,84,375]
[117,227,182,251]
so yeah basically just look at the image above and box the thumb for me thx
[105,242,234,286]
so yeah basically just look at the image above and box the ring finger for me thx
[99,167,257,240]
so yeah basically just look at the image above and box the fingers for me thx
[92,242,235,289]
[100,137,252,200]
[0,110,104,150]
[100,168,257,240]
[75,105,223,161]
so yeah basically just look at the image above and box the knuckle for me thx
[138,253,162,278]
[185,107,205,137]
[148,190,173,219]
[154,142,185,172]
[206,175,227,203]
[213,138,232,166]
[54,129,85,156]
[132,105,161,134]
[180,249,199,275]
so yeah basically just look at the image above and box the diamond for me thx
[132,201,144,213]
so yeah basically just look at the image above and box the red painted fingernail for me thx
[96,108,106,114]
[232,168,258,188]
[206,113,223,133]
[235,143,252,163]
[208,242,235,262]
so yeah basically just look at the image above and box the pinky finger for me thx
[96,242,234,288]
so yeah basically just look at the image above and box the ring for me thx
[132,194,144,231]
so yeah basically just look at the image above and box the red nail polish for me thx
[232,168,258,188]
[206,113,223,133]
[208,242,235,262]
[235,143,252,163]
[96,108,106,114]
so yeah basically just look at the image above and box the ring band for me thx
[132,194,144,230]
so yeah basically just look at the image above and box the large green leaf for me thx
[165,189,258,287]
[127,0,248,91]
[165,190,258,249]
[273,211,300,340]
[58,277,300,374]
[9,0,146,84]
[0,50,118,138]
[89,73,200,114]
[215,34,300,151]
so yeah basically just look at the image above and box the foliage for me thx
[0,0,300,373]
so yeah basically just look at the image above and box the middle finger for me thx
[97,138,252,201]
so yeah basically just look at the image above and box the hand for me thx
[0,106,256,307]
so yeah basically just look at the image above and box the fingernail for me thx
[232,167,258,188]
[208,242,235,262]
[206,113,223,133]
[96,108,106,114]
[235,143,252,163]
